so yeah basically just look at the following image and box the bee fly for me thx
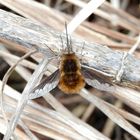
[58,39,85,94]
[29,26,114,99]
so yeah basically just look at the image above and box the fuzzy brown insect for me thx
[29,26,114,99]
[58,52,85,94]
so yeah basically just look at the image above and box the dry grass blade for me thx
[0,50,37,70]
[0,50,36,127]
[0,110,37,140]
[0,81,111,140]
[0,84,72,140]
[0,0,137,48]
[115,33,140,82]
[116,107,140,125]
[42,93,110,140]
[0,46,33,81]
[0,0,66,28]
[128,34,140,54]
[65,0,140,32]
[18,120,39,140]
[80,89,140,139]
[103,2,140,28]
[113,86,140,113]
[2,55,49,140]
[102,101,122,137]
[83,22,135,45]
[65,0,105,34]
[81,103,95,121]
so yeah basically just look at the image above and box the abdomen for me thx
[58,73,85,94]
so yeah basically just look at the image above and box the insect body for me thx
[29,46,114,99]
[29,26,114,100]
[58,53,85,94]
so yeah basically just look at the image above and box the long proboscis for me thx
[64,22,72,53]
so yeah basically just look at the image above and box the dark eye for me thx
[63,59,78,73]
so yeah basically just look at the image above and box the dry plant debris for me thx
[0,0,140,140]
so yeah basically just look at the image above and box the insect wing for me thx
[29,69,60,99]
[81,67,115,92]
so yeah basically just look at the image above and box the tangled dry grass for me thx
[0,0,140,140]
